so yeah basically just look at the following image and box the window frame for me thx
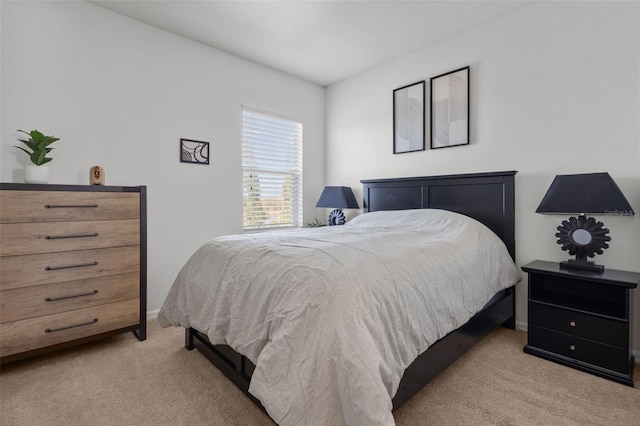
[241,106,303,231]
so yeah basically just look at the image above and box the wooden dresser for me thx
[0,183,146,362]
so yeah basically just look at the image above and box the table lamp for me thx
[536,172,635,272]
[316,186,359,225]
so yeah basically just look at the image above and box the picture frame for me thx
[393,80,425,154]
[180,138,210,164]
[430,66,469,149]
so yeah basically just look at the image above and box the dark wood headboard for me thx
[361,171,517,260]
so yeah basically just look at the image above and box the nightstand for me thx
[522,260,639,386]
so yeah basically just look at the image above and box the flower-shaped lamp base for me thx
[555,214,610,273]
[327,209,346,226]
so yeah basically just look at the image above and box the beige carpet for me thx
[1,318,639,426]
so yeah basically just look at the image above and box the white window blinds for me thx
[242,107,303,230]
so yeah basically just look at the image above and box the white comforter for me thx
[158,209,520,425]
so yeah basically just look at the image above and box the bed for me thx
[158,170,519,425]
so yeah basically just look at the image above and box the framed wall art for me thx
[393,80,425,154]
[430,66,469,149]
[180,138,210,164]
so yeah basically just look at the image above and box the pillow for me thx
[345,208,474,229]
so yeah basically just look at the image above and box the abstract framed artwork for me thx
[430,66,469,149]
[393,80,425,154]
[180,138,210,164]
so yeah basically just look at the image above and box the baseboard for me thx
[147,309,159,320]
[515,320,528,332]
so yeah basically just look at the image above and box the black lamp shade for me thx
[316,186,359,209]
[536,172,635,215]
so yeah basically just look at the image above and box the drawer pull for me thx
[45,318,98,333]
[45,233,99,240]
[45,290,99,302]
[45,261,99,271]
[45,204,99,209]
[570,321,576,327]
[570,345,576,351]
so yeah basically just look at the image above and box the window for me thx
[242,107,303,230]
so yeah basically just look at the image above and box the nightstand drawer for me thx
[0,190,139,223]
[0,298,139,357]
[0,219,140,256]
[0,272,139,323]
[0,246,140,290]
[529,302,627,348]
[528,325,630,374]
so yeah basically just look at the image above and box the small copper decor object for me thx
[90,166,105,185]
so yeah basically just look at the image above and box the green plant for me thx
[306,218,327,227]
[14,129,60,166]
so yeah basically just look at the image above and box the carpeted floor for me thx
[1,318,639,425]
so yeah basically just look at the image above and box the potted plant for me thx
[14,129,59,184]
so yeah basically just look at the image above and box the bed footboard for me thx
[185,327,264,411]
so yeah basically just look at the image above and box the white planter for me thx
[24,165,49,184]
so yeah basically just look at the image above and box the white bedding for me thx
[158,209,520,425]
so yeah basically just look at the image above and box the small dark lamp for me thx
[536,172,635,273]
[316,186,359,225]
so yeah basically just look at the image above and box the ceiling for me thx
[91,1,529,87]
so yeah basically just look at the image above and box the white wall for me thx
[326,1,640,352]
[0,1,325,311]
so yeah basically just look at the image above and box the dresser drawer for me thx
[0,298,139,357]
[0,190,139,223]
[0,272,139,323]
[0,246,140,290]
[0,219,140,256]
[529,302,628,348]
[528,325,630,374]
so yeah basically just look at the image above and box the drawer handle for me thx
[45,290,99,302]
[45,261,99,271]
[570,345,576,351]
[45,204,99,209]
[45,318,98,333]
[45,233,99,240]
[570,321,576,327]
